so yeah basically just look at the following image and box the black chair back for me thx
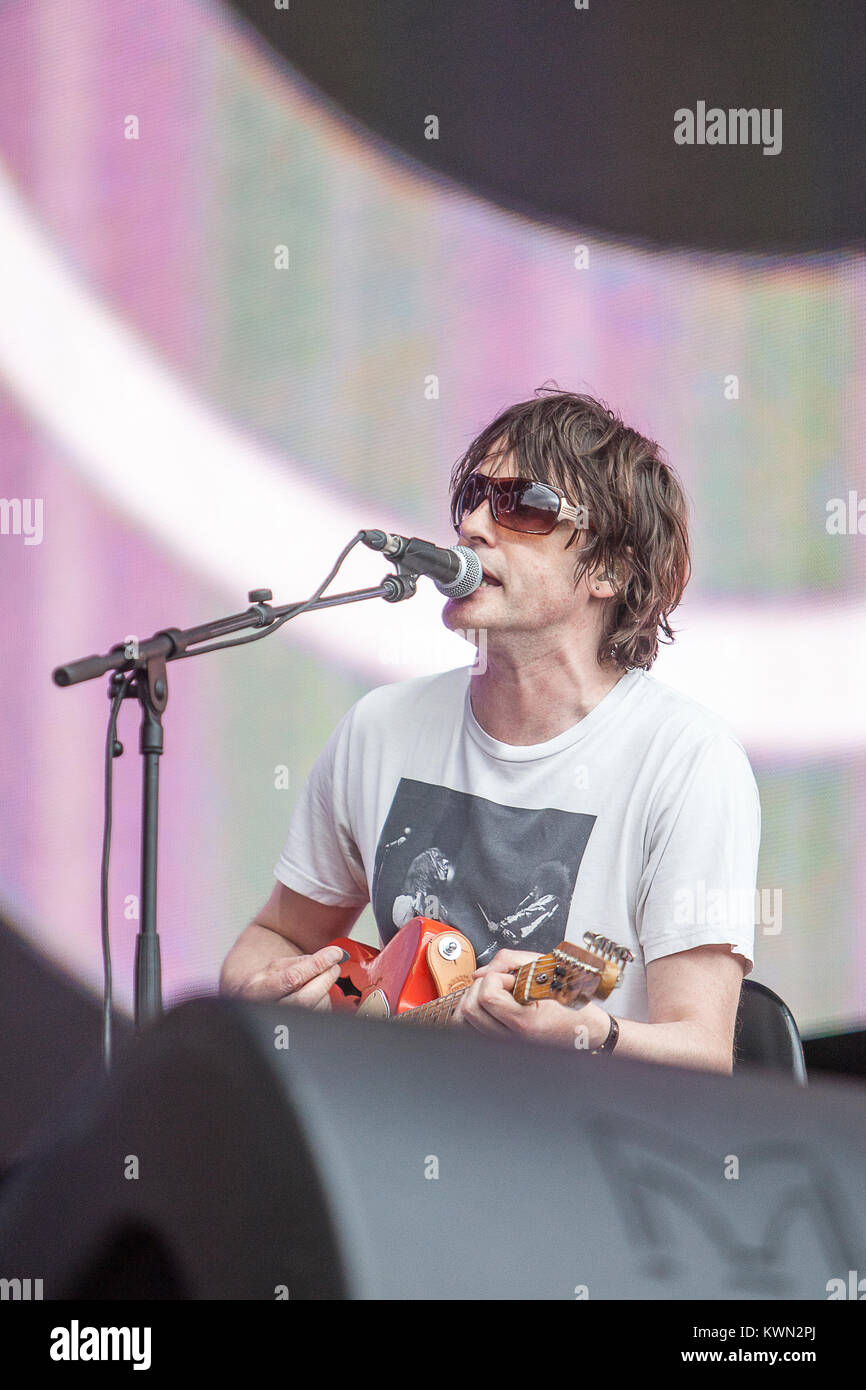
[735,978,807,1084]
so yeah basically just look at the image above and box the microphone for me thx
[361,531,482,598]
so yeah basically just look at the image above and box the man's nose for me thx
[458,497,497,544]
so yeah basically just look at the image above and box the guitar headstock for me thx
[511,932,633,1007]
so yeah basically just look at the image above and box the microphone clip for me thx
[381,561,420,603]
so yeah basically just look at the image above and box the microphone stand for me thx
[53,556,419,1038]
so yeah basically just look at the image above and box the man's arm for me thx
[598,943,746,1072]
[453,943,746,1073]
[219,880,365,1004]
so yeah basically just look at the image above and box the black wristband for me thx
[591,1013,619,1055]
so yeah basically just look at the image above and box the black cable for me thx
[170,531,367,662]
[97,530,370,1069]
[101,671,134,1072]
[169,603,304,661]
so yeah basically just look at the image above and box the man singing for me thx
[220,389,760,1072]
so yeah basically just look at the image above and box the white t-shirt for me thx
[275,666,760,1024]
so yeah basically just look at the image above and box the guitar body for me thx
[328,919,633,1027]
[328,916,476,1018]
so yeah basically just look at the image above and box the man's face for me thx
[442,451,595,640]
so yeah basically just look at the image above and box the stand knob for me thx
[248,589,273,603]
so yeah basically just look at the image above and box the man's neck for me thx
[468,645,627,746]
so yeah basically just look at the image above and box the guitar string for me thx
[348,950,627,1023]
[393,969,606,1023]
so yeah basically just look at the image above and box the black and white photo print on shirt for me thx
[371,777,596,966]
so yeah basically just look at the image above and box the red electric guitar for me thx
[328,916,632,1024]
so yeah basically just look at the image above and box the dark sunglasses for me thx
[454,472,587,536]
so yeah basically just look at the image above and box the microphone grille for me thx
[435,546,483,598]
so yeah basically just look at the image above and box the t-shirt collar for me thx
[464,667,643,762]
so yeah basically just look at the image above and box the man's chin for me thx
[442,586,502,628]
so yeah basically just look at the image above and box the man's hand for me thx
[225,944,347,1010]
[451,948,608,1048]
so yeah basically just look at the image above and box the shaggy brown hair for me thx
[449,387,691,671]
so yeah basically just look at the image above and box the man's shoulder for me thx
[628,669,751,762]
[622,673,761,838]
[349,665,469,731]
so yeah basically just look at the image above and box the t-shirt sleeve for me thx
[273,705,370,909]
[636,732,761,973]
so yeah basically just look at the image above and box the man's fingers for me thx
[281,962,343,1009]
[476,974,525,1017]
[473,949,541,979]
[278,945,347,995]
[460,1002,513,1037]
[453,972,524,1035]
[238,946,347,1003]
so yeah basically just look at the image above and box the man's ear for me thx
[589,560,627,598]
[589,569,617,598]
[592,547,633,597]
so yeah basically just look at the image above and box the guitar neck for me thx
[394,986,468,1026]
[393,952,603,1026]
